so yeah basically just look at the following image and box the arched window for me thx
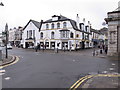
[51,32,54,39]
[63,22,67,28]
[46,24,49,29]
[70,32,74,38]
[57,23,60,29]
[76,34,79,38]
[51,23,54,29]
[40,32,43,39]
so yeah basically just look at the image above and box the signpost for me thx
[5,23,8,58]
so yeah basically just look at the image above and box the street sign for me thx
[2,32,6,35]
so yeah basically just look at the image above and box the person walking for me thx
[105,45,108,54]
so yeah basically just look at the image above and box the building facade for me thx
[105,8,120,56]
[22,15,93,50]
[22,20,41,48]
[8,26,23,47]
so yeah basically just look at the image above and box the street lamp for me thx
[5,23,8,58]
[0,2,4,6]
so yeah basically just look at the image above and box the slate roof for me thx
[23,19,41,30]
[91,28,102,34]
[43,15,81,31]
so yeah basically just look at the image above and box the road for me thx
[1,47,119,88]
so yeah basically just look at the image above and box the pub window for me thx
[63,22,67,28]
[46,24,49,29]
[76,34,79,38]
[33,30,35,38]
[51,32,55,39]
[51,23,54,29]
[70,32,74,38]
[27,31,28,38]
[29,30,32,38]
[57,23,60,29]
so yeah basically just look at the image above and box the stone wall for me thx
[107,25,118,56]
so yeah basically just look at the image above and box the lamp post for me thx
[5,23,8,58]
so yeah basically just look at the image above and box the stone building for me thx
[105,5,120,56]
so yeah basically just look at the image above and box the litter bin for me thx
[0,50,2,60]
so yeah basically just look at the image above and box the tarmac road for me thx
[2,47,119,88]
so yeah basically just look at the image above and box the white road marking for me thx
[0,70,6,73]
[0,73,5,76]
[112,63,116,66]
[109,68,114,70]
[102,71,108,74]
[4,77,11,80]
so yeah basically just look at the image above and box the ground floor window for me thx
[45,42,49,47]
[62,42,68,50]
[50,42,55,49]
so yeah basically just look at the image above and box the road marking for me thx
[112,63,116,66]
[69,75,94,89]
[0,56,19,69]
[0,73,5,76]
[0,70,5,73]
[109,68,114,70]
[4,77,11,80]
[69,74,120,89]
[102,71,108,74]
[74,75,93,89]
[70,75,88,89]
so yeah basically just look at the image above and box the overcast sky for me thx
[0,0,119,32]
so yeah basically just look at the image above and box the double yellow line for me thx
[0,56,19,69]
[69,75,94,90]
[69,74,120,90]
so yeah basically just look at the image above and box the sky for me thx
[0,0,119,32]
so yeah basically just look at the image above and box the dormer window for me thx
[57,23,60,29]
[63,22,67,28]
[46,24,49,29]
[52,15,59,21]
[51,23,54,29]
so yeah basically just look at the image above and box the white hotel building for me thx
[22,15,93,50]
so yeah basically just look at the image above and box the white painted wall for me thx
[22,21,40,48]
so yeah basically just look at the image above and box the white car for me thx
[7,45,12,49]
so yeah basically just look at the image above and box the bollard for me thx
[0,50,1,60]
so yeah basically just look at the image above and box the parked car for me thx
[7,45,12,49]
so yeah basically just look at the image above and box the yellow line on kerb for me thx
[69,74,120,90]
[96,74,120,77]
[74,75,93,89]
[0,56,19,69]
[70,75,88,89]
[69,75,94,90]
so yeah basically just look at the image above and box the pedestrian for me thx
[100,45,103,54]
[96,50,98,56]
[92,49,96,56]
[102,44,105,50]
[42,45,44,52]
[35,45,38,52]
[105,45,108,54]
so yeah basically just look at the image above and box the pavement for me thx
[0,54,15,67]
[82,74,120,88]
